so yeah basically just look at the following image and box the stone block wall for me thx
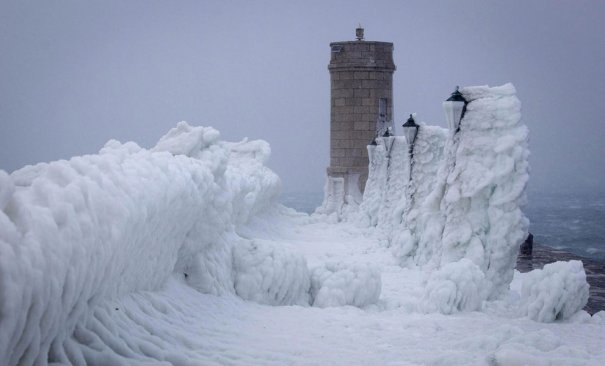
[327,40,396,195]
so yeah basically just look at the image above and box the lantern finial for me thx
[447,86,466,102]
[356,25,364,41]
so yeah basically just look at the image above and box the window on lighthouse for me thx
[379,98,387,122]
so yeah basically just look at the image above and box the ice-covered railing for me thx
[357,84,587,316]
[359,136,409,229]
[366,85,529,298]
[361,126,448,246]
[436,84,530,299]
[362,85,530,298]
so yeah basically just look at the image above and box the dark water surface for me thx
[525,191,605,261]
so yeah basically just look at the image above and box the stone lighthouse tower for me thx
[325,27,396,206]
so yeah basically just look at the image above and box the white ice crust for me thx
[0,122,276,364]
[0,84,598,365]
[310,262,381,308]
[438,84,530,300]
[518,260,590,322]
[355,83,589,319]
[233,239,311,306]
[359,136,410,230]
[421,259,488,314]
[0,121,382,365]
[361,84,530,294]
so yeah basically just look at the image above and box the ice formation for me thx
[360,83,533,305]
[0,121,387,364]
[518,260,590,322]
[359,136,409,230]
[394,126,448,264]
[0,122,295,364]
[363,125,448,263]
[310,262,381,308]
[421,259,488,314]
[352,83,591,322]
[438,84,530,300]
[233,239,310,306]
[315,176,346,218]
[0,85,599,365]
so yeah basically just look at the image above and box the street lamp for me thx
[402,114,419,155]
[443,86,467,133]
[402,114,420,182]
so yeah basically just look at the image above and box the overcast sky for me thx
[1,0,604,195]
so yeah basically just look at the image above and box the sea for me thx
[280,190,605,262]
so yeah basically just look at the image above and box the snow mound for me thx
[0,122,287,364]
[310,262,381,308]
[152,121,220,157]
[590,311,605,324]
[489,327,603,365]
[225,139,280,225]
[519,260,589,322]
[422,259,488,314]
[182,235,236,296]
[233,239,310,306]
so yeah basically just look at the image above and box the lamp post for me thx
[402,114,419,182]
[402,114,419,156]
[442,86,467,133]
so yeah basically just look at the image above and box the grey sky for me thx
[1,0,604,194]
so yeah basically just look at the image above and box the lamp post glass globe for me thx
[443,87,467,132]
[402,114,419,148]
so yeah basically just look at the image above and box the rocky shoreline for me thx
[516,244,605,315]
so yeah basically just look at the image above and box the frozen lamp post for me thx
[402,114,419,181]
[443,86,467,133]
[402,114,419,157]
[441,87,468,202]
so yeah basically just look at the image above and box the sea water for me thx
[280,190,605,261]
[525,191,605,261]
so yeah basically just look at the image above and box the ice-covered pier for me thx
[2,86,604,364]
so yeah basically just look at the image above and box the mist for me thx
[1,0,604,194]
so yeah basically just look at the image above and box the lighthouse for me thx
[326,27,396,205]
